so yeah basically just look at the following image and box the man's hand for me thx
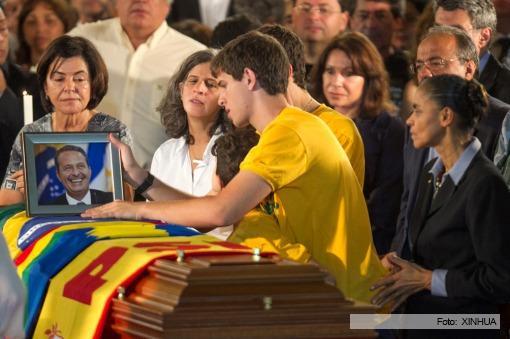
[0,235,25,339]
[109,133,146,187]
[81,200,146,220]
[370,254,432,311]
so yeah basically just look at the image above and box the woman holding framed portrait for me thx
[0,35,132,206]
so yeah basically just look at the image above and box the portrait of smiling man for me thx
[48,145,113,205]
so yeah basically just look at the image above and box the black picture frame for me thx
[22,132,123,216]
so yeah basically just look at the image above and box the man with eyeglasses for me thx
[434,0,510,105]
[349,0,410,109]
[389,25,509,261]
[290,0,349,77]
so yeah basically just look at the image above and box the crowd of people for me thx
[1,0,510,338]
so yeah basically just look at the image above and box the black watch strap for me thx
[135,172,154,196]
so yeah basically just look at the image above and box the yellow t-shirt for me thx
[311,104,365,187]
[240,106,386,303]
[229,208,311,264]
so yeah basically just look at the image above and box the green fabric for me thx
[0,204,25,230]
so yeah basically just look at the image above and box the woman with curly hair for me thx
[150,49,232,197]
[311,31,405,255]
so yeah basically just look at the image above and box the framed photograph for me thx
[22,132,123,216]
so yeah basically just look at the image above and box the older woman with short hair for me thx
[311,31,405,255]
[0,35,131,205]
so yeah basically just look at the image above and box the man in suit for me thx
[434,0,510,104]
[390,25,510,258]
[49,145,112,205]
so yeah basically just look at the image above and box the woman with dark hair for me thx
[16,0,77,70]
[150,49,231,197]
[0,35,131,205]
[311,31,405,255]
[374,75,510,339]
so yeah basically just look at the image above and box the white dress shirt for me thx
[66,190,92,205]
[69,18,205,167]
[199,0,231,29]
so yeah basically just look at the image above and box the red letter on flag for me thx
[63,247,127,305]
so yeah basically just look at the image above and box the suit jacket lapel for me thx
[478,54,498,93]
[429,176,456,215]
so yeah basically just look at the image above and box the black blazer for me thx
[167,0,235,25]
[479,53,510,105]
[0,88,23,181]
[406,151,510,314]
[48,189,113,205]
[0,62,46,180]
[391,95,510,256]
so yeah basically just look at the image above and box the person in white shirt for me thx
[69,0,205,168]
[150,49,232,239]
[151,49,231,196]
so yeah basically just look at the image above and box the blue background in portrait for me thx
[36,143,108,204]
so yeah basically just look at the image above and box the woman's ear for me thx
[439,106,454,127]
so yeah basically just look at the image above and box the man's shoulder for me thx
[487,95,510,122]
[158,26,206,50]
[68,18,120,40]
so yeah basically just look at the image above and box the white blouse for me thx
[150,133,233,240]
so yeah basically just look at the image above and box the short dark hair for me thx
[158,49,232,144]
[351,0,404,18]
[37,35,108,112]
[311,31,394,118]
[210,14,261,49]
[291,0,352,13]
[211,31,289,95]
[419,74,488,132]
[55,145,89,172]
[17,0,78,66]
[212,127,260,185]
[421,25,479,67]
[258,24,307,89]
[433,0,497,32]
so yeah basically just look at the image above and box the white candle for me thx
[23,91,33,125]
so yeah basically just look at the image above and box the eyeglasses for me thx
[294,4,342,17]
[410,57,466,74]
[183,76,218,90]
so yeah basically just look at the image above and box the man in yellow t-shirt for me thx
[258,24,365,187]
[83,31,385,303]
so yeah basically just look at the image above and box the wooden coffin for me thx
[110,253,377,338]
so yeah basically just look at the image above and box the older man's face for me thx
[56,150,91,200]
[415,34,474,83]
[435,7,485,55]
[291,0,348,44]
[350,0,395,53]
[116,0,169,35]
[0,8,9,65]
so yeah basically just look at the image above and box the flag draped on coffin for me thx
[36,143,111,204]
[0,208,262,338]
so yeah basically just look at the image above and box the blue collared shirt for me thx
[428,138,481,297]
[479,52,491,75]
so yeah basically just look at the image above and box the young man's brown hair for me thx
[211,31,290,95]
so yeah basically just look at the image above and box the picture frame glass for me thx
[22,132,123,216]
